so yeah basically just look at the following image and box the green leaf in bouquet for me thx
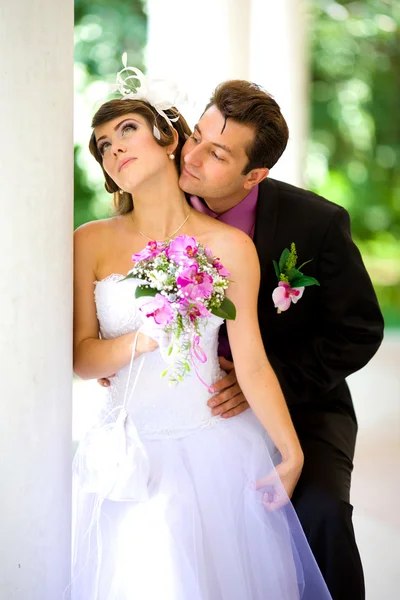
[211,297,236,320]
[290,275,320,288]
[273,260,280,280]
[120,272,137,282]
[278,248,291,273]
[135,285,158,298]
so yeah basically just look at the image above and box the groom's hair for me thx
[205,80,289,174]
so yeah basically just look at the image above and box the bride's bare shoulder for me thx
[74,215,123,237]
[74,215,127,246]
[199,217,255,256]
[198,222,258,280]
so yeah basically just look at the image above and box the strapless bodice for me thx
[94,274,225,439]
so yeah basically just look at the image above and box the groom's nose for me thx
[183,144,203,168]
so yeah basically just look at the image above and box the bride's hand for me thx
[95,330,158,388]
[255,455,303,511]
[136,331,159,356]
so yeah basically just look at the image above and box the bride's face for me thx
[94,113,171,193]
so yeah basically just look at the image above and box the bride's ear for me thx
[167,127,179,157]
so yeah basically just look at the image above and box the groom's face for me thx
[179,106,256,202]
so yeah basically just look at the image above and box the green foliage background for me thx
[74,0,147,228]
[74,0,399,327]
[307,0,400,327]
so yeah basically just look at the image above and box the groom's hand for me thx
[207,357,250,418]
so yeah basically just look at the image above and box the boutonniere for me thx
[272,242,320,313]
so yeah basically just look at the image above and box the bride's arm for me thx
[222,230,304,496]
[73,223,155,380]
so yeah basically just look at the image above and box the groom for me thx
[180,80,384,600]
[101,80,384,599]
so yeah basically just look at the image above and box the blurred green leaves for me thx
[307,0,400,326]
[74,0,147,229]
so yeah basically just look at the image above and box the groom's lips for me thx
[183,167,199,180]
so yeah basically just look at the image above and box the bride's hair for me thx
[89,99,192,215]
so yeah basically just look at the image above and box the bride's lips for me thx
[118,157,136,172]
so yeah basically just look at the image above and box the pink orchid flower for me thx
[132,240,164,263]
[166,235,198,266]
[178,298,211,323]
[139,293,174,325]
[177,264,213,300]
[204,246,214,260]
[212,257,231,278]
[272,281,305,312]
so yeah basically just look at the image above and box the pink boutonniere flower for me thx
[272,282,305,312]
[272,243,319,313]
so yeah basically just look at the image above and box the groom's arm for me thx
[267,206,384,407]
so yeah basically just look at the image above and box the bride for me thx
[71,65,331,599]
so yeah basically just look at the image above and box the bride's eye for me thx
[99,141,111,155]
[122,124,137,135]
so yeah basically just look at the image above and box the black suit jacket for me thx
[253,178,384,459]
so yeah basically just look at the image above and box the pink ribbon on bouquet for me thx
[190,334,214,393]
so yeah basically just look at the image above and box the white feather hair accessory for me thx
[114,53,187,140]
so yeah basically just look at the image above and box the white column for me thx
[146,0,308,185]
[0,1,73,599]
[146,0,251,126]
[249,0,310,186]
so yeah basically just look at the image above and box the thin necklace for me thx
[131,207,191,243]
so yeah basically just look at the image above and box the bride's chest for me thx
[94,275,143,338]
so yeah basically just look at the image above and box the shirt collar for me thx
[190,185,259,231]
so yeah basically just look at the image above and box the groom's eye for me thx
[190,135,200,144]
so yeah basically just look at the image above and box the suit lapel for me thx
[254,178,279,278]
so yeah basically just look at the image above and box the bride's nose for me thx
[111,141,127,157]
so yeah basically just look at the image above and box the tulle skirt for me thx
[69,410,331,600]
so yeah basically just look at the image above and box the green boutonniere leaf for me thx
[278,248,291,273]
[290,275,320,288]
[287,268,303,281]
[273,260,280,280]
[211,297,236,320]
[135,285,158,298]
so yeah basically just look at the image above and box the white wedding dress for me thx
[70,275,331,600]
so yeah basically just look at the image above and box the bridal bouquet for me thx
[123,235,236,386]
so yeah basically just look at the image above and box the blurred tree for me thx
[74,0,147,228]
[308,0,400,326]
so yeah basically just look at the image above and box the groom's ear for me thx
[243,167,269,190]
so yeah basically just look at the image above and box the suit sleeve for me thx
[267,207,384,406]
